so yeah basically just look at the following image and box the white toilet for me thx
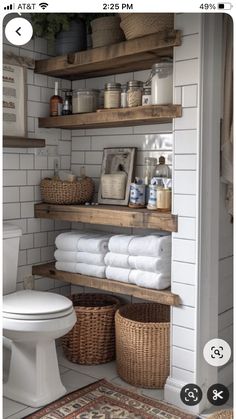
[3,223,76,407]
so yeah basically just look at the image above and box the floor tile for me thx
[3,398,28,419]
[141,388,164,401]
[111,376,142,395]
[59,358,118,380]
[60,370,98,392]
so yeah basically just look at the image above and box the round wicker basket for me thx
[115,303,170,388]
[91,16,125,48]
[40,176,94,205]
[62,293,120,365]
[119,13,174,40]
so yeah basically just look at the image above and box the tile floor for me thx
[3,346,233,419]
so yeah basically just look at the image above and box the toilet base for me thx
[4,339,66,407]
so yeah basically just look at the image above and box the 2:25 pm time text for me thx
[103,3,134,10]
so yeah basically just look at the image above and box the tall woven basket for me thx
[115,303,170,388]
[62,294,120,365]
[119,13,174,40]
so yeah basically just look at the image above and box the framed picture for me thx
[3,62,27,137]
[98,147,137,206]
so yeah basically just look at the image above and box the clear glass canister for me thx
[104,83,121,109]
[150,61,173,105]
[126,80,143,107]
[144,157,157,185]
[154,156,171,178]
[72,89,98,114]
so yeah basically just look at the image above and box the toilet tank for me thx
[3,223,22,295]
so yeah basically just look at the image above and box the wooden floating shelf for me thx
[38,105,182,130]
[35,203,178,232]
[34,30,181,80]
[3,136,45,148]
[32,262,180,306]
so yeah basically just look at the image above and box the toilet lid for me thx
[3,290,74,320]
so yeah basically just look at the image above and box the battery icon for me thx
[218,2,233,9]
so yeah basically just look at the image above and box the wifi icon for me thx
[39,2,48,9]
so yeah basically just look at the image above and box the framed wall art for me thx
[3,60,27,137]
[98,147,137,206]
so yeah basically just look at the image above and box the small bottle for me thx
[142,86,152,106]
[50,81,63,117]
[155,156,171,178]
[62,90,72,116]
[121,85,127,108]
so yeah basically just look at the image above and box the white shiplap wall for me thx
[3,30,72,295]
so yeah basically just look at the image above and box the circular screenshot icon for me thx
[207,384,229,406]
[5,17,33,46]
[203,338,231,367]
[180,384,203,406]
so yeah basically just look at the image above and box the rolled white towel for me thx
[77,234,110,254]
[54,250,105,266]
[104,252,130,269]
[129,270,171,290]
[55,261,77,273]
[56,261,106,278]
[108,234,138,254]
[129,255,171,274]
[105,266,131,283]
[55,231,87,251]
[128,235,171,257]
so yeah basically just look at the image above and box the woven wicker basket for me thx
[62,294,120,365]
[115,303,170,388]
[119,13,174,40]
[91,16,125,48]
[40,176,94,205]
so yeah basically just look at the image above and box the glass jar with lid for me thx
[154,156,171,178]
[104,83,121,109]
[142,85,152,106]
[72,89,98,114]
[126,80,143,107]
[150,61,173,105]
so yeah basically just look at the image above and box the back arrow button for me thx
[16,27,21,36]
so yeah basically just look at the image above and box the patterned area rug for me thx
[24,379,197,419]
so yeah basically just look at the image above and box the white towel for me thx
[77,235,110,254]
[129,255,171,274]
[128,235,171,257]
[108,234,138,254]
[54,250,105,266]
[56,261,106,278]
[55,231,87,251]
[104,252,130,269]
[129,270,171,290]
[105,266,131,283]
[55,231,110,254]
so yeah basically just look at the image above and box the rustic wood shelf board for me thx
[38,105,182,130]
[34,30,181,80]
[3,136,45,148]
[34,203,178,232]
[32,262,180,306]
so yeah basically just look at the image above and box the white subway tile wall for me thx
[169,13,201,388]
[3,36,72,293]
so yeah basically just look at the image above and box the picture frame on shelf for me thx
[98,147,137,206]
[3,58,27,137]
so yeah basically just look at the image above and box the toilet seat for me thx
[3,290,73,320]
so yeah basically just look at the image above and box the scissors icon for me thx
[212,389,224,401]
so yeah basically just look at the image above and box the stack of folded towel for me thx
[55,231,110,278]
[105,234,171,290]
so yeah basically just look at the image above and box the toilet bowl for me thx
[3,290,76,407]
